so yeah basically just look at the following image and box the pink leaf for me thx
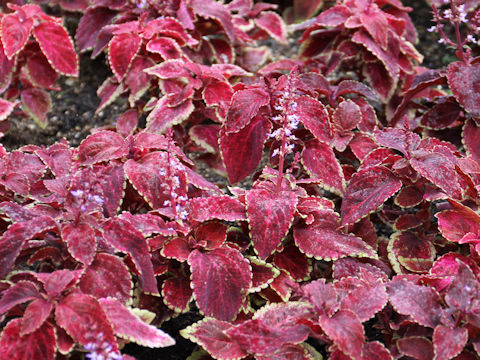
[294,209,377,261]
[190,0,235,42]
[319,310,364,359]
[146,97,194,133]
[25,53,59,90]
[21,88,52,128]
[76,130,127,164]
[433,325,468,360]
[99,297,175,348]
[0,281,40,314]
[188,247,251,321]
[0,99,17,121]
[108,33,141,81]
[246,188,297,259]
[1,12,33,59]
[180,318,247,360]
[296,95,332,144]
[104,217,159,295]
[33,21,78,76]
[462,119,480,164]
[255,11,287,44]
[447,60,480,117]
[78,253,132,304]
[21,298,53,335]
[146,37,182,60]
[75,7,116,52]
[387,277,443,328]
[0,319,55,360]
[341,165,402,226]
[189,196,246,222]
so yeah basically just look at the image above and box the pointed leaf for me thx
[78,253,132,304]
[341,165,402,226]
[33,21,78,76]
[104,217,158,295]
[21,298,53,335]
[1,12,33,59]
[225,88,270,133]
[255,11,287,44]
[246,188,297,259]
[294,209,377,261]
[188,196,246,222]
[180,318,247,360]
[99,297,175,348]
[447,60,480,117]
[61,222,96,266]
[188,247,251,321]
[76,130,127,165]
[108,33,141,81]
[146,97,194,133]
[0,99,18,121]
[21,88,51,128]
[162,273,193,312]
[0,319,55,360]
[296,95,331,144]
[0,281,40,314]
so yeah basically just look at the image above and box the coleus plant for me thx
[0,3,78,128]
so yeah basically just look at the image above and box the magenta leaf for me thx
[188,196,246,222]
[0,215,57,278]
[249,256,279,292]
[387,277,443,328]
[21,88,52,128]
[25,53,59,90]
[294,208,377,261]
[76,130,127,164]
[55,292,117,348]
[0,318,55,360]
[1,12,33,59]
[78,253,132,304]
[255,11,287,44]
[246,188,297,259]
[433,325,468,360]
[21,298,53,336]
[220,116,271,184]
[32,21,78,76]
[302,139,345,195]
[341,165,402,226]
[463,119,480,164]
[146,97,195,133]
[0,99,18,122]
[224,88,270,133]
[75,7,116,52]
[180,318,247,360]
[447,60,480,117]
[99,297,175,348]
[61,222,95,266]
[162,273,193,312]
[188,247,251,321]
[296,95,332,144]
[273,244,310,281]
[319,310,364,360]
[104,217,159,295]
[397,337,433,360]
[388,231,435,273]
[190,0,235,42]
[108,33,141,81]
[0,281,40,314]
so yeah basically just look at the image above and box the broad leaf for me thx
[447,60,480,117]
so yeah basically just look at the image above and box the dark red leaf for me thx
[397,336,433,360]
[188,196,246,222]
[0,281,40,314]
[21,88,51,127]
[341,165,402,226]
[296,95,331,144]
[246,188,297,259]
[447,60,480,117]
[225,88,270,133]
[21,298,53,335]
[433,325,468,360]
[61,222,95,266]
[188,247,251,321]
[389,231,435,273]
[162,272,193,312]
[255,11,287,44]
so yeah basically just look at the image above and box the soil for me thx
[0,1,460,359]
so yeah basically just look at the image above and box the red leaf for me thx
[162,273,193,312]
[246,188,297,259]
[362,341,392,360]
[420,98,462,129]
[162,237,191,262]
[21,298,53,335]
[1,12,33,59]
[341,166,402,226]
[226,302,311,356]
[302,139,345,195]
[294,209,377,260]
[387,277,443,328]
[397,337,433,360]
[75,7,116,52]
[188,247,251,321]
[146,37,182,60]
[249,256,279,292]
[445,260,480,312]
[146,97,194,133]
[255,11,287,44]
[76,130,127,164]
[61,222,95,266]
[434,325,468,360]
[25,53,59,90]
[55,292,116,348]
[0,319,55,360]
[108,33,141,81]
[0,216,57,278]
[125,56,155,106]
[273,244,310,281]
[21,88,52,127]
[220,116,271,184]
[188,196,246,222]
[0,98,17,122]
[190,0,235,42]
[99,297,175,348]
[319,310,364,359]
[78,253,132,304]
[194,222,228,250]
[389,231,435,273]
[447,60,480,117]
[104,217,159,295]
[33,21,78,76]
[180,318,247,360]
[463,119,480,164]
[0,281,40,314]
[296,95,332,144]
[225,88,270,133]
